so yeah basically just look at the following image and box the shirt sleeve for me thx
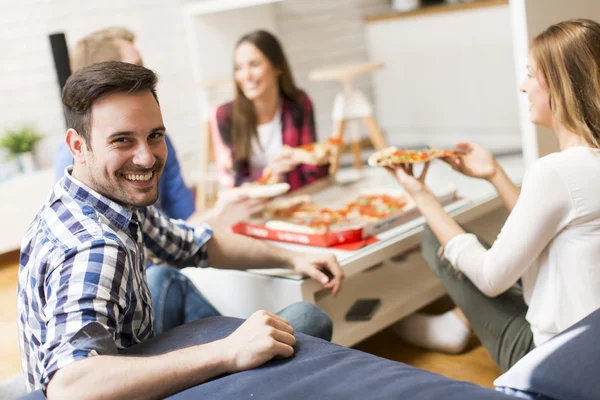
[158,134,196,220]
[140,206,213,268]
[444,159,574,297]
[40,239,126,389]
[53,141,73,183]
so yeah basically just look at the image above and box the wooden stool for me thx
[309,62,387,175]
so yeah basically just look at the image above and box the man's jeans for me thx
[146,265,333,341]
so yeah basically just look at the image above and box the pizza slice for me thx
[223,171,290,199]
[254,171,278,185]
[427,148,468,159]
[367,147,432,167]
[265,212,353,234]
[262,194,353,233]
[368,147,467,167]
[339,194,410,221]
[263,195,314,219]
[288,137,344,166]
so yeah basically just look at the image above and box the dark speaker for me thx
[49,32,71,92]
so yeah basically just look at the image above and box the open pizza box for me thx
[231,177,460,247]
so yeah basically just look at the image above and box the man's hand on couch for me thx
[46,310,296,400]
[221,310,296,372]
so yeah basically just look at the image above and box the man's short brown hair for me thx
[62,61,159,147]
[70,27,136,72]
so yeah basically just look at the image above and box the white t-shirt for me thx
[444,147,600,346]
[249,107,283,177]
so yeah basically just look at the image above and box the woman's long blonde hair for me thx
[531,18,600,148]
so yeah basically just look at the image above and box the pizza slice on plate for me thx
[223,171,291,199]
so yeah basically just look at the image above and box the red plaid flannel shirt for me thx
[214,91,328,191]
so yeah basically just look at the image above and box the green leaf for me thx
[0,126,44,157]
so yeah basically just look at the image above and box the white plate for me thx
[233,183,291,199]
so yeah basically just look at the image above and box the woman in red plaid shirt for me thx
[211,30,328,191]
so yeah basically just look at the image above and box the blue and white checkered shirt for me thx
[17,171,212,391]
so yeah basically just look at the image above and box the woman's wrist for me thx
[486,162,505,185]
[409,185,435,203]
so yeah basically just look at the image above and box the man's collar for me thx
[62,168,136,231]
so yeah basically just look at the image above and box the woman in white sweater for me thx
[392,18,600,372]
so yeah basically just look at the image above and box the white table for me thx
[183,155,524,346]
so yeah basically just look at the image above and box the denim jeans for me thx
[146,265,221,336]
[146,265,333,341]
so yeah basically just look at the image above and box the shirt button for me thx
[82,205,96,218]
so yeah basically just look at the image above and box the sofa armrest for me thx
[495,307,600,400]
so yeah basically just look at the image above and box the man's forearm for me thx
[206,228,293,270]
[187,207,217,227]
[488,166,520,212]
[47,340,230,400]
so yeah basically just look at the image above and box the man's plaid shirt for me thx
[17,171,212,391]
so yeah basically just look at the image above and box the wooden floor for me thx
[0,252,499,387]
[0,253,22,381]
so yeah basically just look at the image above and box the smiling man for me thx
[68,88,166,206]
[17,62,343,399]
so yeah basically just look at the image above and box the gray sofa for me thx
[19,306,600,399]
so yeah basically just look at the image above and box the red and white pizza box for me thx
[231,186,458,248]
[231,222,364,247]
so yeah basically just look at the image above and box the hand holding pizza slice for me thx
[367,147,435,196]
[286,137,344,166]
[368,146,467,168]
[440,142,499,180]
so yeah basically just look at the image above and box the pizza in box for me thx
[259,191,414,235]
[231,185,459,246]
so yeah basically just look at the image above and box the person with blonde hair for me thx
[391,18,600,372]
[69,27,139,71]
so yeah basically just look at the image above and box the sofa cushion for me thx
[19,316,512,400]
[123,317,511,400]
[495,307,600,400]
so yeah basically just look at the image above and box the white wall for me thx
[275,0,390,140]
[0,0,202,173]
[189,4,279,84]
[366,3,522,152]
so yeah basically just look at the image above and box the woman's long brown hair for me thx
[230,30,299,160]
[531,19,600,147]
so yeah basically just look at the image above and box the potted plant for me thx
[0,126,43,174]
